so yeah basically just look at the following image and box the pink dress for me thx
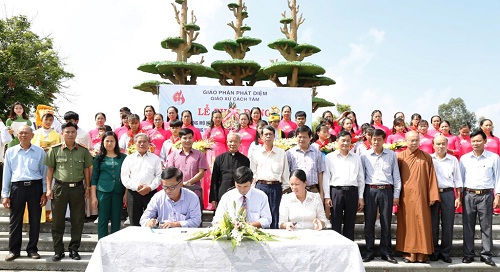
[114,126,128,140]
[386,132,406,153]
[148,128,171,156]
[183,124,202,141]
[278,119,297,137]
[140,120,154,132]
[427,127,440,137]
[202,126,229,210]
[372,123,391,137]
[419,133,434,154]
[237,127,256,156]
[458,136,472,159]
[89,128,101,147]
[442,133,461,158]
[485,135,500,155]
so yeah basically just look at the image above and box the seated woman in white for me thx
[279,169,330,231]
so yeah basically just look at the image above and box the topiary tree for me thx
[261,0,335,112]
[211,1,266,86]
[136,0,217,90]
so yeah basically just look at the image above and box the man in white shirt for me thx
[213,166,271,229]
[460,130,500,266]
[250,125,289,229]
[323,130,365,241]
[121,133,162,226]
[430,135,462,263]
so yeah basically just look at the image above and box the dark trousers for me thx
[127,190,155,226]
[255,183,282,229]
[97,190,124,239]
[363,186,393,256]
[431,190,455,257]
[51,182,85,254]
[330,186,358,241]
[9,181,43,255]
[462,191,493,258]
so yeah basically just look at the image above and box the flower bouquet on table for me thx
[383,141,407,151]
[188,202,278,251]
[273,137,298,151]
[173,139,214,153]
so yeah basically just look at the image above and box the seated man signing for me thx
[212,166,272,229]
[140,167,201,228]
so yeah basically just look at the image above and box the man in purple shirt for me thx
[167,128,207,209]
[140,167,201,228]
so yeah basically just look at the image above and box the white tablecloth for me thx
[86,226,364,272]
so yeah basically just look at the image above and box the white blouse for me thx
[279,191,330,229]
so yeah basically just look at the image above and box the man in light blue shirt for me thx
[213,166,272,229]
[140,167,201,228]
[460,130,500,266]
[2,125,47,261]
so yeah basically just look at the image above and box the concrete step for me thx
[354,212,500,225]
[355,239,500,257]
[0,232,98,252]
[363,257,500,272]
[353,224,500,240]
[0,251,89,271]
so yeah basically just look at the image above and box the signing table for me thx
[86,226,364,272]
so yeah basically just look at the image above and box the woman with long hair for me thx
[247,120,267,159]
[417,120,434,154]
[140,105,156,132]
[249,107,262,130]
[181,110,202,141]
[438,120,461,158]
[386,118,406,150]
[428,115,441,137]
[346,111,361,135]
[236,112,256,156]
[409,113,422,132]
[90,131,127,239]
[369,110,391,137]
[165,106,179,129]
[457,123,472,159]
[148,113,171,156]
[6,102,32,148]
[89,112,107,147]
[118,114,145,153]
[479,119,500,155]
[278,105,297,137]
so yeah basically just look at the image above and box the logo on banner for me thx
[173,90,185,105]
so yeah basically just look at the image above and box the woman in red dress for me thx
[278,105,297,137]
[370,110,391,137]
[249,107,262,130]
[164,106,178,129]
[236,112,256,156]
[148,113,171,156]
[438,120,461,158]
[140,105,156,132]
[181,110,202,141]
[408,113,421,132]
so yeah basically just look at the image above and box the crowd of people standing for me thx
[1,101,499,266]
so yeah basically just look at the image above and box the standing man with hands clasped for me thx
[323,130,365,241]
[360,129,401,263]
[2,125,47,261]
[44,122,93,262]
[121,133,162,227]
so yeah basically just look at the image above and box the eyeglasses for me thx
[162,180,182,191]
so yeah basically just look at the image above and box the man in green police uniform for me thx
[45,122,93,261]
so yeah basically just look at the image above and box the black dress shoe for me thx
[52,253,65,262]
[441,256,452,263]
[429,255,439,261]
[381,255,398,264]
[5,253,20,261]
[462,256,474,263]
[69,250,81,260]
[362,255,374,262]
[27,252,41,259]
[480,256,496,266]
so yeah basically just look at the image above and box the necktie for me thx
[242,195,247,211]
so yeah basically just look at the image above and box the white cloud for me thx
[368,28,385,44]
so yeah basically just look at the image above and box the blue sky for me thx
[2,0,499,131]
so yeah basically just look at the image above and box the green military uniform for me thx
[44,143,93,255]
[91,154,126,239]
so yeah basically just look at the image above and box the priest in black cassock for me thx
[209,132,250,208]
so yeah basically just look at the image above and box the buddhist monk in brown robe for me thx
[396,130,440,263]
